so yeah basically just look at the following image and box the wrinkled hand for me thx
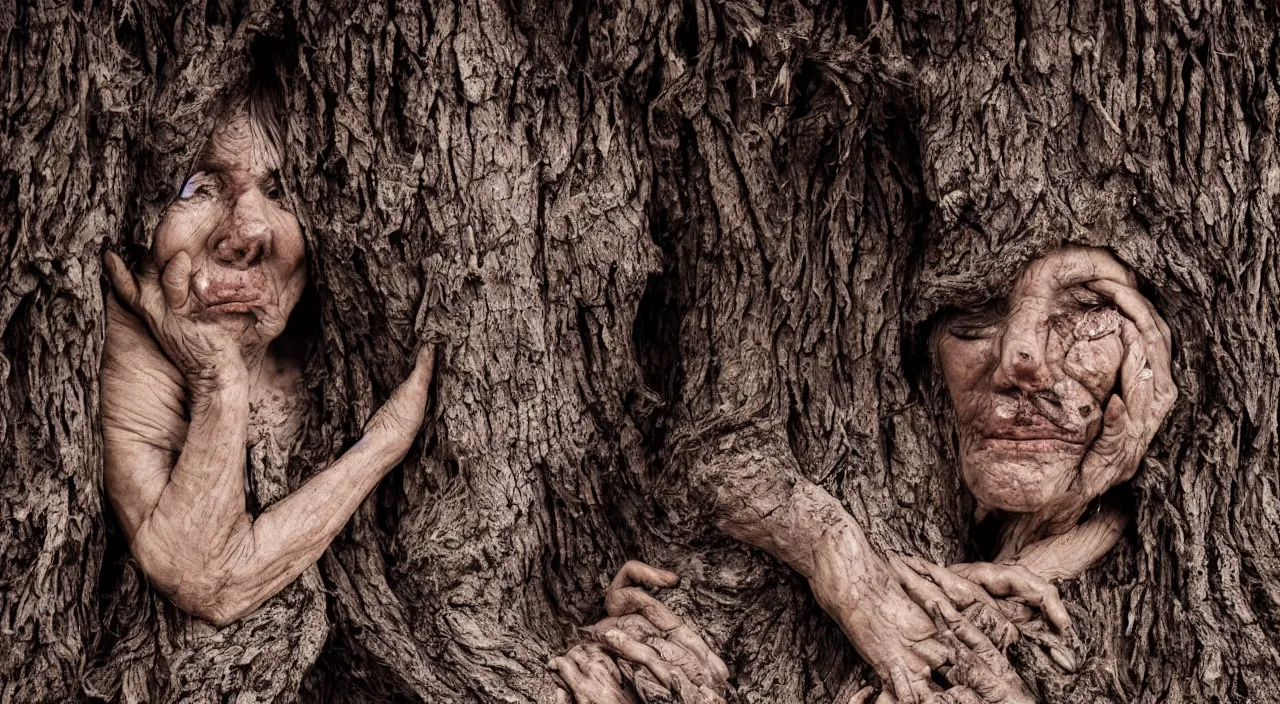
[873,556,1037,703]
[551,561,729,704]
[1045,280,1175,530]
[359,344,436,461]
[890,555,1079,675]
[105,251,245,392]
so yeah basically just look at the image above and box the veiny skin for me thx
[101,107,434,627]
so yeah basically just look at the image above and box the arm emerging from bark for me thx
[101,253,434,626]
[674,422,977,696]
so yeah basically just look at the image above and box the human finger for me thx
[935,607,1009,679]
[950,563,1071,633]
[1085,280,1170,382]
[595,614,663,639]
[848,685,877,704]
[889,662,921,704]
[900,556,1018,648]
[405,344,437,396]
[889,555,967,626]
[645,636,717,689]
[595,627,683,693]
[929,608,1033,704]
[1115,322,1157,436]
[693,683,727,704]
[104,252,143,315]
[598,605,728,688]
[551,652,627,704]
[666,624,731,687]
[160,251,192,309]
[605,586,684,631]
[959,602,1019,650]
[604,565,727,686]
[574,644,624,687]
[1018,618,1079,673]
[610,561,681,592]
[900,556,999,612]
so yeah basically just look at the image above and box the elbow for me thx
[172,582,251,627]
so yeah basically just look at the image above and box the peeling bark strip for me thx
[2,0,1279,703]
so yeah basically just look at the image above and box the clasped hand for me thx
[551,562,730,704]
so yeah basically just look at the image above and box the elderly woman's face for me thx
[152,108,305,350]
[937,247,1136,513]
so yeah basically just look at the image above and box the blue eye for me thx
[179,176,199,199]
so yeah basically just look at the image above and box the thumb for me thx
[104,251,142,312]
[1083,394,1131,492]
[407,343,436,393]
[161,251,192,309]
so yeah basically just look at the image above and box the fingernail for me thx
[1050,645,1077,673]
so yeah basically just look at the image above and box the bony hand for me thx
[359,344,436,461]
[889,555,1079,676]
[550,561,729,704]
[1044,279,1176,530]
[877,558,1039,703]
[104,250,245,392]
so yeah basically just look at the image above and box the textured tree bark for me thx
[2,0,1279,703]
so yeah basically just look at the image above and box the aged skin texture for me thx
[550,562,731,704]
[100,103,435,626]
[675,248,1174,704]
[883,247,1176,701]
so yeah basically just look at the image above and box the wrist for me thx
[807,525,897,628]
[186,359,249,402]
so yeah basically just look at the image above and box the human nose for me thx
[993,307,1052,392]
[210,190,272,268]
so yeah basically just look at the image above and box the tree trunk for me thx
[3,0,1279,702]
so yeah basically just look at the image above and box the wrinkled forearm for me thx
[201,434,410,623]
[685,425,930,667]
[131,388,412,626]
[1006,499,1128,581]
[131,381,253,615]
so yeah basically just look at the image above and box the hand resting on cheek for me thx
[881,247,1177,692]
[100,103,437,626]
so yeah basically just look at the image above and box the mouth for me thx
[976,411,1090,450]
[203,301,257,315]
[191,269,267,315]
[982,425,1085,444]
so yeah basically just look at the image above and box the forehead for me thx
[198,110,280,175]
[1012,247,1136,299]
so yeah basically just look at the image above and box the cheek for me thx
[153,208,214,264]
[1063,335,1124,400]
[270,215,308,307]
[939,338,994,422]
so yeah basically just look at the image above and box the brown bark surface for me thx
[2,0,1278,702]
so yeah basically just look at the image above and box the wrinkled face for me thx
[153,108,306,352]
[937,247,1134,514]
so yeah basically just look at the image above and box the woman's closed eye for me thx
[1068,286,1109,310]
[947,304,1004,340]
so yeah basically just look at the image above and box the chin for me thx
[962,450,1083,514]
